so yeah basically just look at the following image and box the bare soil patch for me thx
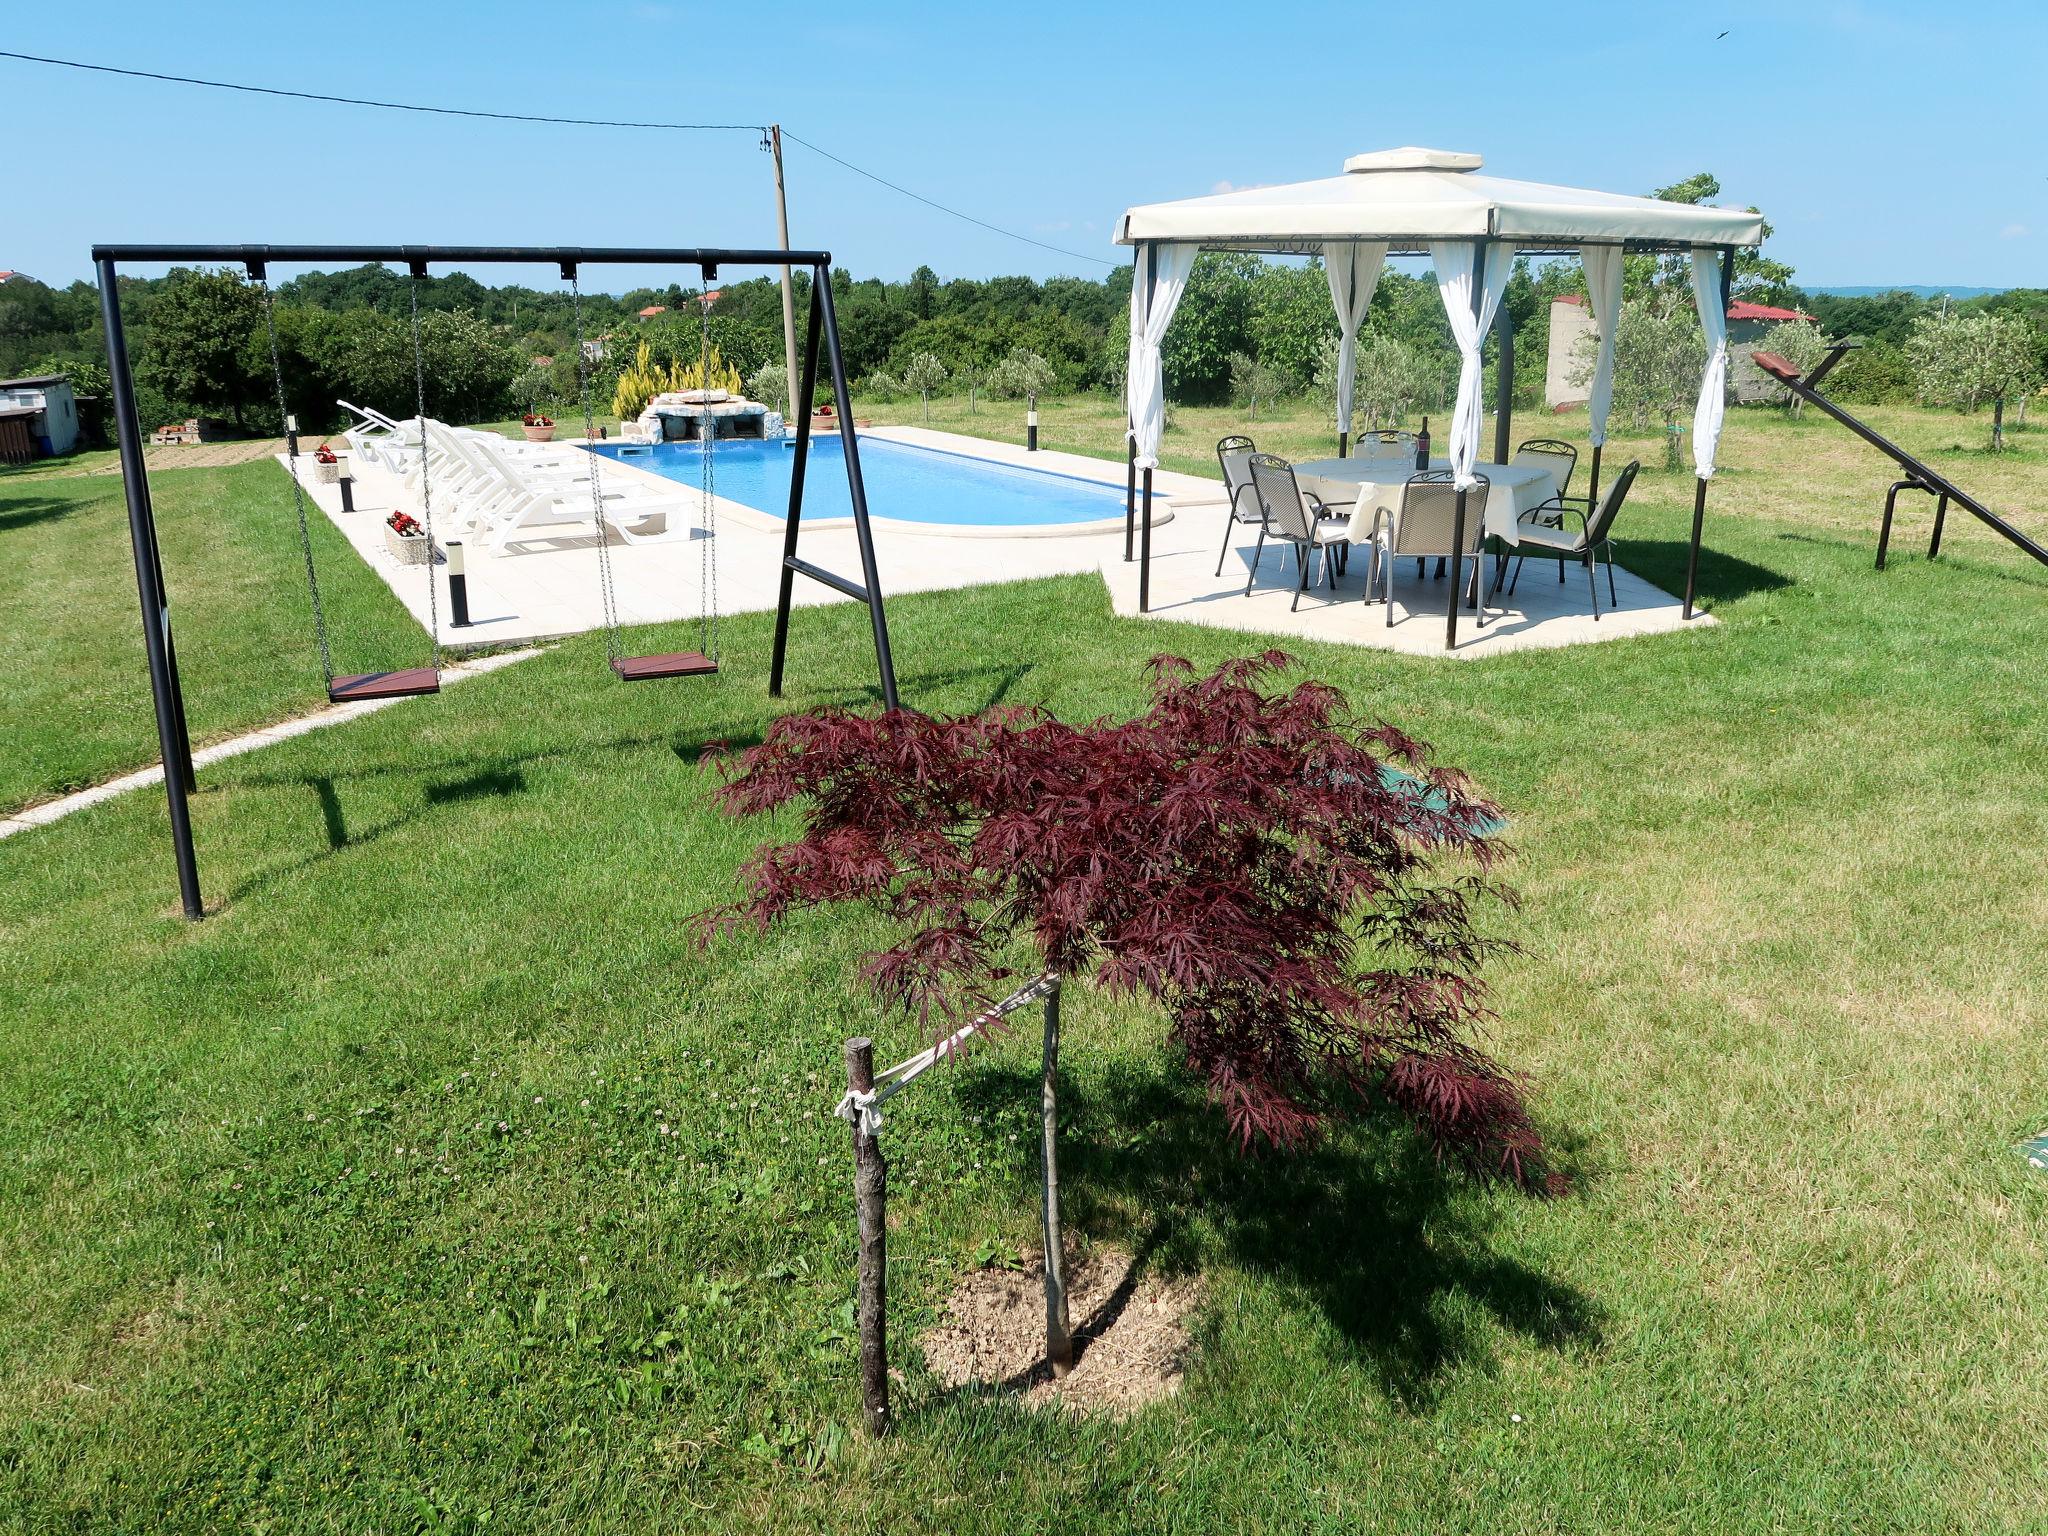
[921,1246,1199,1417]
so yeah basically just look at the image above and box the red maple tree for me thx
[703,652,1549,1188]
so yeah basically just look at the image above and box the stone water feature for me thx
[636,390,785,444]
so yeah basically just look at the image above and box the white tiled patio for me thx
[291,426,1708,660]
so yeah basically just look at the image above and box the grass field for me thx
[2,399,2047,1531]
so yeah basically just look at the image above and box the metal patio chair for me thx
[1245,452,1354,610]
[1502,459,1640,619]
[1214,435,1264,577]
[1368,470,1492,628]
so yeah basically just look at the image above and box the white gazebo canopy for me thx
[1113,148,1767,635]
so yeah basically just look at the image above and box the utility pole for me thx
[770,125,801,417]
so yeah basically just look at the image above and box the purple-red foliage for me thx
[700,652,1551,1188]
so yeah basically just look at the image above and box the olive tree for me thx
[1907,310,2040,449]
[1753,320,1829,416]
[1578,296,1706,469]
[988,346,1054,401]
[901,351,948,424]
[1228,351,1287,420]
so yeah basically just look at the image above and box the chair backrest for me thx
[1585,460,1639,545]
[1513,438,1577,500]
[1216,435,1259,522]
[1391,471,1488,557]
[1247,452,1314,541]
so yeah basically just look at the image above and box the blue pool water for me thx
[582,436,1137,528]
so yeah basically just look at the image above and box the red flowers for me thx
[386,511,423,537]
[313,443,339,464]
[701,653,1551,1187]
[521,413,554,428]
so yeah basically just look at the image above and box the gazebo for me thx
[1115,149,1765,644]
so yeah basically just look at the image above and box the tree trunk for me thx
[1993,395,2006,451]
[1040,978,1072,1377]
[844,1038,889,1435]
[921,391,930,425]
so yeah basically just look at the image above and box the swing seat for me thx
[610,653,718,682]
[329,668,442,703]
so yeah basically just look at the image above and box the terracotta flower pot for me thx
[522,423,556,443]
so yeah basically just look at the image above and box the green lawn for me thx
[0,458,424,815]
[2,403,2047,1531]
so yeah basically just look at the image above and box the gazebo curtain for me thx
[1430,241,1514,491]
[1688,247,1730,477]
[1581,244,1624,449]
[1125,242,1198,471]
[1324,241,1389,437]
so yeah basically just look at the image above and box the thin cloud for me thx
[1999,222,2030,240]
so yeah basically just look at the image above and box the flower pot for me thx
[312,457,344,484]
[522,423,556,443]
[383,523,433,565]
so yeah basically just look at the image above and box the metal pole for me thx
[843,1037,890,1437]
[1928,493,1950,559]
[1682,475,1708,620]
[1683,248,1736,621]
[817,270,900,712]
[1136,244,1157,607]
[769,127,802,424]
[1026,393,1038,452]
[1140,468,1154,613]
[769,277,826,699]
[1492,301,1515,467]
[98,255,203,920]
[1123,427,1136,562]
[1446,240,1487,651]
[1878,480,1915,569]
[1584,444,1602,522]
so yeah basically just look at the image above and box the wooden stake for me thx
[844,1037,889,1435]
[1040,980,1073,1376]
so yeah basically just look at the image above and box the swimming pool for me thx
[582,435,1162,535]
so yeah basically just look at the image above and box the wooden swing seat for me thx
[611,652,718,682]
[329,668,442,703]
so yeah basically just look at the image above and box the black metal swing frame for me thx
[93,243,900,921]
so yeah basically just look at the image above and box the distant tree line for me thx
[2,167,2040,446]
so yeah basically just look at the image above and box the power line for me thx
[0,49,1117,270]
[0,49,761,131]
[778,130,1114,268]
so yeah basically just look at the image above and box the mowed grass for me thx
[0,458,423,814]
[2,406,2048,1531]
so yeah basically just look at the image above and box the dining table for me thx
[1292,455,1560,547]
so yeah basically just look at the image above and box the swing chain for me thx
[407,275,444,670]
[572,269,623,665]
[259,279,335,687]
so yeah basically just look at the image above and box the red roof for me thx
[1727,300,1815,324]
[1555,293,1815,324]
[638,304,668,318]
[698,288,722,308]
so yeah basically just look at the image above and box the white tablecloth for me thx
[1294,457,1559,544]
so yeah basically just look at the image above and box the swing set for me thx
[93,243,900,920]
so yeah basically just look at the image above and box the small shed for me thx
[0,374,80,457]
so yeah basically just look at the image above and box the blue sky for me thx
[7,0,2043,294]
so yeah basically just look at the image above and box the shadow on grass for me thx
[229,765,531,901]
[1616,538,1793,608]
[0,496,79,532]
[953,1060,1600,1409]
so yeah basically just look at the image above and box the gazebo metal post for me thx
[1682,245,1736,620]
[1138,243,1157,613]
[1123,422,1136,561]
[1491,301,1514,465]
[1446,239,1487,650]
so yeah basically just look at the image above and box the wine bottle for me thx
[1414,416,1431,470]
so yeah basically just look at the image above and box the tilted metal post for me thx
[98,255,202,920]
